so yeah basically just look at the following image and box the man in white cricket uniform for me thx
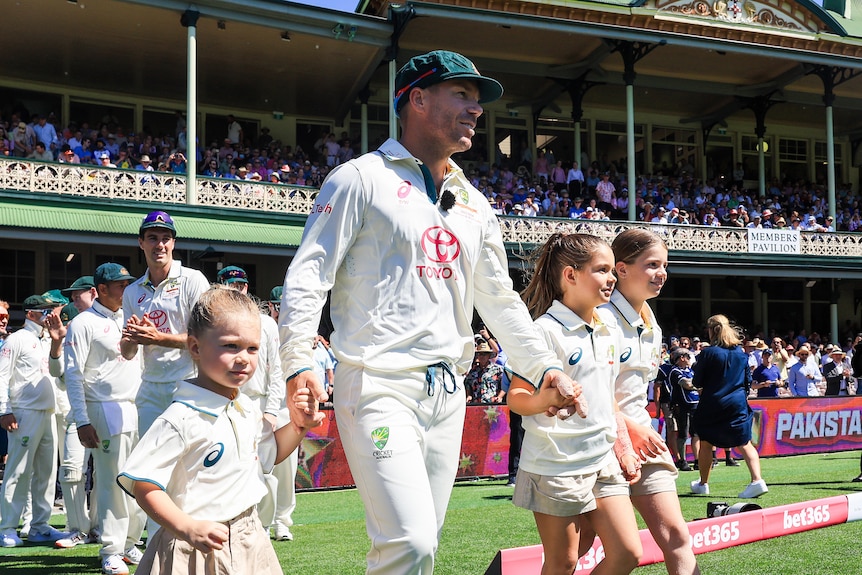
[279,50,579,575]
[65,263,146,574]
[216,266,297,541]
[122,210,210,436]
[0,293,70,547]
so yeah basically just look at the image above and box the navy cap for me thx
[217,265,248,285]
[95,263,136,286]
[139,210,176,236]
[394,50,503,117]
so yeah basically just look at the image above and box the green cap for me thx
[59,303,80,325]
[217,266,248,285]
[95,263,136,286]
[22,294,55,310]
[42,290,70,306]
[269,286,283,303]
[61,276,95,295]
[394,50,503,117]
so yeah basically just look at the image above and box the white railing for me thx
[3,157,861,257]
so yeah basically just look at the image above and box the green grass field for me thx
[2,452,860,574]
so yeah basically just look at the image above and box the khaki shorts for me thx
[629,450,678,497]
[660,402,678,432]
[513,460,630,517]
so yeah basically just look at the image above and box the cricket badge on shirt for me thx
[605,344,616,366]
[371,426,392,461]
[163,278,181,299]
[203,442,225,467]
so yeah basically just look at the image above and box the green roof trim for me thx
[0,198,306,248]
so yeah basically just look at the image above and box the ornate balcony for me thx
[3,157,861,257]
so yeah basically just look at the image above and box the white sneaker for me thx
[102,554,130,575]
[28,526,71,543]
[55,530,90,548]
[273,522,294,541]
[123,545,144,564]
[1,530,23,547]
[690,480,709,495]
[739,479,768,499]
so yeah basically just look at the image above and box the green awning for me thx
[0,199,306,248]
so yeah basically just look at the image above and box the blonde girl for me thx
[603,228,700,575]
[118,287,316,575]
[510,232,643,575]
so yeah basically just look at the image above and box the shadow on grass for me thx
[0,554,99,574]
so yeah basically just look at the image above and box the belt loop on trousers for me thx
[426,362,457,397]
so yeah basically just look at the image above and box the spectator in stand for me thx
[769,337,791,381]
[168,152,187,174]
[752,349,783,398]
[201,158,220,177]
[569,197,586,218]
[533,150,549,182]
[32,114,59,156]
[787,345,821,397]
[822,347,851,396]
[670,348,699,473]
[464,339,505,404]
[226,114,243,145]
[337,138,354,166]
[690,314,768,499]
[595,171,615,214]
[135,155,154,172]
[550,160,566,189]
[28,142,54,162]
[73,137,95,165]
[11,122,36,158]
[566,161,584,197]
[59,144,81,164]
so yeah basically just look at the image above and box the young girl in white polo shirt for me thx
[118,287,316,575]
[508,232,643,575]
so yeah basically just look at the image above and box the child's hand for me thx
[291,386,322,430]
[542,370,588,419]
[618,453,642,483]
[185,519,229,553]
[627,420,667,460]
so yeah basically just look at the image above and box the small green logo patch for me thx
[371,426,389,450]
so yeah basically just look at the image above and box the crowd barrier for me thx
[484,493,862,574]
[299,396,862,490]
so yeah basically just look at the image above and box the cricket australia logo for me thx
[101,439,111,453]
[371,426,392,461]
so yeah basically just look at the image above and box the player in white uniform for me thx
[216,266,297,542]
[65,263,146,574]
[46,299,98,549]
[279,50,583,575]
[603,229,701,575]
[0,293,70,547]
[121,210,210,436]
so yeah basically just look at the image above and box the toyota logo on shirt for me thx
[148,309,168,328]
[420,227,460,263]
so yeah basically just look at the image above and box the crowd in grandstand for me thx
[1,111,859,232]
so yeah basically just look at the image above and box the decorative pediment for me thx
[652,0,827,34]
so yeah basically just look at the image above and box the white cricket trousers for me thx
[0,408,56,534]
[88,402,146,558]
[135,379,177,538]
[334,363,466,575]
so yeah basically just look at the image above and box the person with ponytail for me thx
[603,228,701,575]
[513,232,643,575]
[690,314,768,499]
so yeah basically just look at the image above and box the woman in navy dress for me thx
[690,314,769,499]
